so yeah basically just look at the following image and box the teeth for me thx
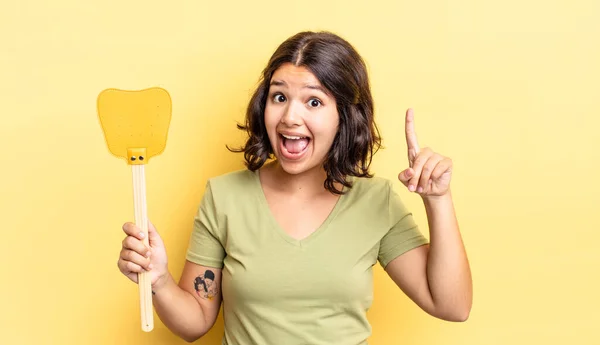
[281,134,306,140]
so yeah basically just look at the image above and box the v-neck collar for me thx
[251,168,350,247]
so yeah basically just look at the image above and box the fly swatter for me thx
[97,86,172,332]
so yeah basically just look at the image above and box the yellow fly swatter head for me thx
[97,87,172,165]
[97,86,172,333]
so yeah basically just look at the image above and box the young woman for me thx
[117,31,472,344]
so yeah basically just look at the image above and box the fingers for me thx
[431,158,452,181]
[116,262,139,284]
[122,232,151,257]
[417,154,444,193]
[120,246,152,271]
[118,222,153,276]
[398,168,414,187]
[122,222,146,241]
[403,149,451,194]
[407,147,433,192]
[401,109,453,195]
[405,108,420,165]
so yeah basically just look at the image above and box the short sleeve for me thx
[378,182,429,268]
[185,181,226,268]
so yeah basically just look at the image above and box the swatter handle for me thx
[132,165,154,332]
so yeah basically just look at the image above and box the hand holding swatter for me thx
[97,87,172,332]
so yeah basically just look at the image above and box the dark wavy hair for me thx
[228,31,382,194]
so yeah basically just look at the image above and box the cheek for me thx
[263,107,279,134]
[311,112,339,142]
[263,106,273,125]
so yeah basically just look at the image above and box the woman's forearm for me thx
[151,273,209,342]
[423,189,473,321]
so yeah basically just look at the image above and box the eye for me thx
[272,93,286,103]
[308,98,322,108]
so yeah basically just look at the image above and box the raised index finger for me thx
[405,108,420,162]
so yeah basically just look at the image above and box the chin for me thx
[274,155,323,177]
[276,158,310,175]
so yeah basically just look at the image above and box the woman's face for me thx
[264,62,339,175]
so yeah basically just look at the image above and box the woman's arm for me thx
[384,190,472,321]
[387,108,472,321]
[152,262,223,342]
[118,222,223,341]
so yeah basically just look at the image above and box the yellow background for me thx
[1,1,598,344]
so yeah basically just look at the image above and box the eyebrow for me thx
[270,80,328,94]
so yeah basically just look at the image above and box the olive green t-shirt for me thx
[186,169,428,345]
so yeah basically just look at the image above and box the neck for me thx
[262,160,333,197]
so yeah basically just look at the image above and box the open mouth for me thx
[280,133,311,158]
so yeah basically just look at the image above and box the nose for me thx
[280,101,302,127]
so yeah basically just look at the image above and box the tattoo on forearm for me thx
[193,269,218,300]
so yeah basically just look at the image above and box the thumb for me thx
[147,220,164,245]
[397,168,413,186]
